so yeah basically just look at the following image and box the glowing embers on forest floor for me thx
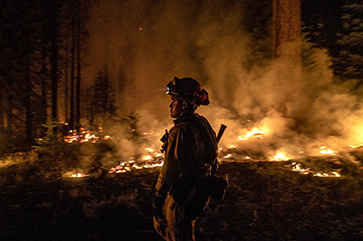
[64,127,111,144]
[64,170,90,178]
[109,148,164,174]
[290,161,341,178]
[218,145,345,178]
[62,123,362,179]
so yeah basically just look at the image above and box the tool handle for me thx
[216,124,227,143]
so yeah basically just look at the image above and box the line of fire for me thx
[62,123,361,179]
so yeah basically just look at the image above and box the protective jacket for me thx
[154,113,218,240]
[155,113,218,198]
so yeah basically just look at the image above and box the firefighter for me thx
[153,77,218,240]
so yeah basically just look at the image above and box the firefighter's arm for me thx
[155,128,181,193]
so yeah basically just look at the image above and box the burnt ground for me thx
[0,161,363,241]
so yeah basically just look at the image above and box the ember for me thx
[64,127,109,144]
[64,170,89,178]
[108,147,164,174]
[291,162,310,174]
[313,172,341,178]
[290,161,341,177]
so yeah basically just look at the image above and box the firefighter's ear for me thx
[182,100,188,110]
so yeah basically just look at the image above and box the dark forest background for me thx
[1,0,363,155]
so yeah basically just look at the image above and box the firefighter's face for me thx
[169,97,186,118]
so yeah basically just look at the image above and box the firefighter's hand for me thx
[152,192,166,220]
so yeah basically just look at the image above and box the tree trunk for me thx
[76,0,81,131]
[24,57,32,144]
[64,38,69,125]
[6,88,12,133]
[70,2,76,131]
[0,83,4,132]
[50,0,59,133]
[272,0,301,61]
[271,0,302,116]
[40,28,48,137]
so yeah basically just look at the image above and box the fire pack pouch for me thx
[170,174,198,204]
[207,170,228,202]
[185,177,211,220]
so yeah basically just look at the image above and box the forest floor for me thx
[1,155,363,241]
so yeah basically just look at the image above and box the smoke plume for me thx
[84,0,363,162]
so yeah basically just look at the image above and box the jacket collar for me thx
[173,113,199,124]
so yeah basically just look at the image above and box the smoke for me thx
[84,0,363,163]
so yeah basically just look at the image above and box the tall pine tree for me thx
[332,2,363,85]
[89,68,118,127]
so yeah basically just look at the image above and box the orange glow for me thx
[238,127,265,141]
[273,152,290,161]
[224,154,232,159]
[320,146,338,155]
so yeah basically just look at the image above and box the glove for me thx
[152,191,166,220]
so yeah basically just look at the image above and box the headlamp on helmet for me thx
[166,77,183,96]
[166,76,210,106]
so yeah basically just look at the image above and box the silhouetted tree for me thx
[64,0,89,131]
[0,0,90,152]
[0,0,45,148]
[301,0,343,57]
[332,2,363,85]
[90,68,118,126]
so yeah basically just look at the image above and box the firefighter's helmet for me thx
[166,76,210,106]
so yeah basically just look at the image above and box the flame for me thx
[72,173,83,177]
[290,162,341,178]
[143,155,152,160]
[273,152,290,161]
[145,148,153,152]
[320,146,338,155]
[224,154,232,159]
[238,127,265,141]
[292,162,310,174]
[108,146,164,174]
[65,170,89,178]
[62,123,350,179]
[63,127,110,143]
[313,172,340,178]
[143,162,164,168]
[349,144,363,149]
[331,171,341,177]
